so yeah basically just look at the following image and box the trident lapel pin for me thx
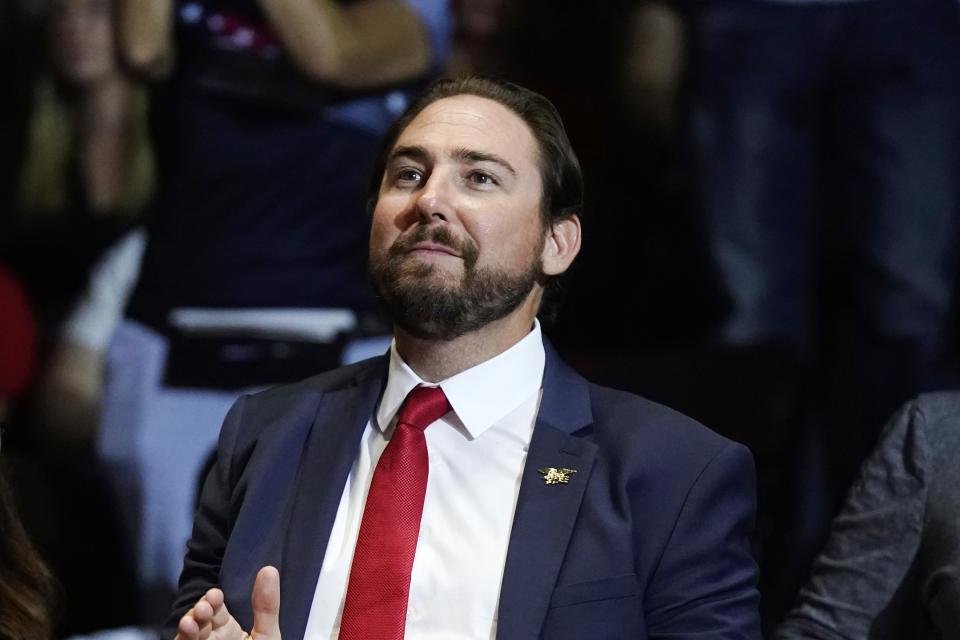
[538,467,577,485]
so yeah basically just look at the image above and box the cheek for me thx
[373,193,416,230]
[369,207,400,258]
[468,206,545,268]
[368,221,388,259]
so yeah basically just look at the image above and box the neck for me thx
[394,298,540,382]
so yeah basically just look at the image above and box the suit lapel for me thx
[278,363,387,638]
[497,343,597,640]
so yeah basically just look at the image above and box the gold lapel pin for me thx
[538,467,577,485]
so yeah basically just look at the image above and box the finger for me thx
[204,587,225,610]
[189,600,215,640]
[203,589,234,630]
[250,565,281,639]
[178,612,200,640]
[193,599,214,623]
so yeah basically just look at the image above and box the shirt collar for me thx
[376,320,546,439]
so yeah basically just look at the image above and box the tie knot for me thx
[397,385,450,432]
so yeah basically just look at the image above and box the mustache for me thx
[388,225,477,262]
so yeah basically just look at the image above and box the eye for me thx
[394,168,424,187]
[467,171,499,187]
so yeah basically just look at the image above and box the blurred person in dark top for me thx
[118,0,450,329]
[683,0,960,536]
[4,0,153,336]
[11,0,155,456]
[101,0,452,623]
[18,0,154,222]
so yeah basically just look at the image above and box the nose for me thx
[414,174,454,224]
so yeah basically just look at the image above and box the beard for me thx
[370,225,543,340]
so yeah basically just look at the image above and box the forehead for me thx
[394,95,540,169]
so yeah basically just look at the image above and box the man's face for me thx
[369,94,548,340]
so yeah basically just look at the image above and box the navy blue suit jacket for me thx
[166,343,761,639]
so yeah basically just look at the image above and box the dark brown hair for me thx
[369,76,584,322]
[0,460,58,640]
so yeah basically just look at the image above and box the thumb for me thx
[250,565,281,639]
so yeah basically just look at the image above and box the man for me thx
[169,77,761,639]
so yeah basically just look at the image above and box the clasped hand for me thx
[175,566,281,640]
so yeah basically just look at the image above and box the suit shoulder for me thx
[585,382,747,470]
[251,355,384,400]
[230,356,386,430]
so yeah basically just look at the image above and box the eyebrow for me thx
[389,145,430,165]
[389,145,518,177]
[452,147,517,177]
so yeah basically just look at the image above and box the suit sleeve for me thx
[161,394,249,639]
[645,441,762,639]
[774,401,928,640]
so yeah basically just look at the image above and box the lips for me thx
[384,225,478,270]
[408,241,461,258]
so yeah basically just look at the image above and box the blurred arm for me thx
[775,402,928,639]
[36,230,146,449]
[117,0,175,77]
[35,342,104,449]
[255,0,432,87]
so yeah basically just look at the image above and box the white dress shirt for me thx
[303,322,545,639]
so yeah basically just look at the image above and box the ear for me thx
[541,214,581,276]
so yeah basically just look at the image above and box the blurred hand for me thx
[175,566,281,640]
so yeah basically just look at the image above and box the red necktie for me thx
[338,385,451,639]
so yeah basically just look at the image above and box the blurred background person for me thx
[98,0,452,623]
[1,1,165,635]
[16,0,156,452]
[17,0,153,222]
[684,0,960,486]
[681,0,960,616]
[3,0,155,458]
[6,0,153,335]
